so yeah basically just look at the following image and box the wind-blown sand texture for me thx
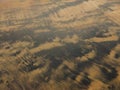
[0,0,120,90]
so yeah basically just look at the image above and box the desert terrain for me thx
[0,0,120,90]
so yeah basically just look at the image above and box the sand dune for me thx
[0,0,120,90]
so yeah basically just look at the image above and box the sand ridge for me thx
[0,0,120,90]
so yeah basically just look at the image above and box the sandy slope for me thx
[0,0,120,90]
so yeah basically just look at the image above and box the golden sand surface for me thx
[0,0,120,90]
